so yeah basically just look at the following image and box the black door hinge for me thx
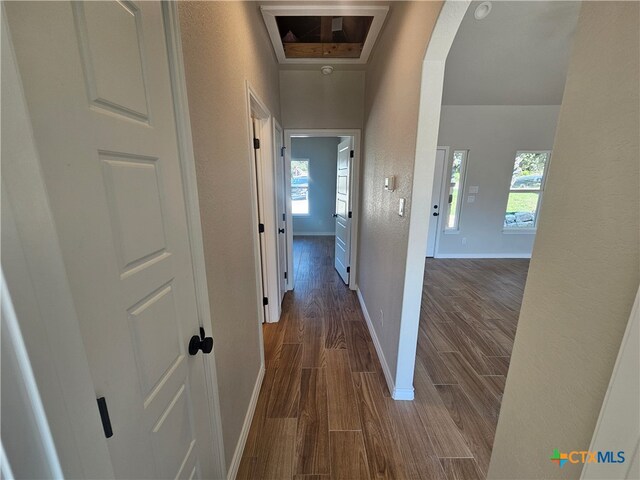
[348,211,352,218]
[284,271,288,280]
[350,150,354,158]
[282,213,286,221]
[253,138,260,149]
[263,297,269,306]
[281,146,286,156]
[258,223,265,233]
[346,266,350,273]
[97,397,113,438]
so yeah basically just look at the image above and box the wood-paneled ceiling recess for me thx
[261,6,388,64]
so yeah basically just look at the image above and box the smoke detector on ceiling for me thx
[321,65,334,75]
[474,2,492,20]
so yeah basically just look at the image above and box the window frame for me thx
[443,149,469,233]
[291,158,310,217]
[502,150,552,233]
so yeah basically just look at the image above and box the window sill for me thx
[444,229,460,235]
[292,213,310,217]
[502,228,537,234]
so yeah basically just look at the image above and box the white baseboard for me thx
[434,252,531,259]
[391,387,415,400]
[356,288,407,400]
[227,364,265,480]
[293,232,335,236]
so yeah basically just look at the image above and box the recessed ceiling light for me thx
[474,1,492,20]
[321,65,334,75]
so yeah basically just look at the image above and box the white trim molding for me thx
[435,253,532,259]
[226,365,265,480]
[356,289,413,400]
[162,4,227,476]
[246,83,278,328]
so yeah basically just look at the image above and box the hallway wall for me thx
[489,3,639,478]
[291,137,339,235]
[280,70,365,129]
[178,1,281,470]
[358,1,443,387]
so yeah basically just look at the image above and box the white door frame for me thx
[283,129,362,291]
[272,119,288,304]
[162,3,226,476]
[245,83,281,326]
[1,3,227,477]
[395,1,470,400]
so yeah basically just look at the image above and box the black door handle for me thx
[189,327,213,355]
[332,214,338,218]
[278,228,285,234]
[433,212,439,216]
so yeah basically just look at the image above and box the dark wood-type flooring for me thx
[238,236,529,479]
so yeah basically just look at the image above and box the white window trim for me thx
[444,149,469,233]
[291,158,310,217]
[502,150,552,233]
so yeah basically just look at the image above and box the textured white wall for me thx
[291,137,340,235]
[358,1,442,382]
[489,3,639,478]
[436,105,561,257]
[280,70,365,129]
[178,1,281,469]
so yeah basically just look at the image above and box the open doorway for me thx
[404,1,581,476]
[284,129,361,292]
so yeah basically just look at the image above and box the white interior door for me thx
[6,2,216,478]
[426,147,448,257]
[273,124,288,304]
[252,118,271,323]
[334,139,352,284]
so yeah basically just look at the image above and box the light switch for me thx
[469,186,479,194]
[385,176,395,192]
[467,195,476,203]
[398,198,406,216]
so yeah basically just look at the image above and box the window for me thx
[504,151,550,230]
[445,150,468,231]
[291,159,309,215]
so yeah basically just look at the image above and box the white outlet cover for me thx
[398,198,405,216]
[469,185,479,194]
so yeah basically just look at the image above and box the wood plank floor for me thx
[238,236,529,479]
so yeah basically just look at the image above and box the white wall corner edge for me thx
[356,288,413,401]
[226,364,265,480]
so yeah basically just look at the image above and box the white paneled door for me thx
[334,139,352,284]
[6,2,216,478]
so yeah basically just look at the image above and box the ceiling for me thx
[442,1,581,105]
